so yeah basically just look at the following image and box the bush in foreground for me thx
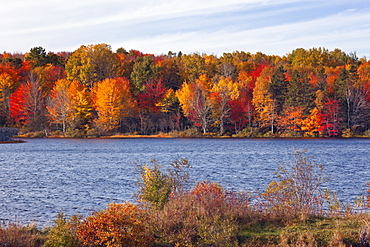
[148,181,252,246]
[76,202,152,247]
[0,222,44,247]
[44,211,81,247]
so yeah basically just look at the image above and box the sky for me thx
[1,0,370,58]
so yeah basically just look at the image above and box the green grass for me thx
[237,214,370,246]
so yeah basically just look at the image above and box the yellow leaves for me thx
[176,81,195,117]
[0,73,16,108]
[0,73,14,89]
[301,107,321,137]
[47,79,92,132]
[211,77,240,101]
[93,77,134,133]
[196,74,212,90]
[141,165,154,186]
[155,88,176,113]
[252,71,274,127]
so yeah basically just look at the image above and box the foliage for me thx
[2,45,370,136]
[66,44,119,88]
[149,181,250,246]
[0,222,44,247]
[44,211,81,247]
[77,202,152,247]
[262,150,328,220]
[93,77,134,134]
[136,158,190,209]
[176,78,213,134]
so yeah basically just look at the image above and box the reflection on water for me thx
[0,138,369,225]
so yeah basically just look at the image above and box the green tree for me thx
[25,46,48,68]
[160,57,182,90]
[180,53,206,82]
[130,56,159,94]
[269,65,288,115]
[284,70,315,114]
[66,44,119,88]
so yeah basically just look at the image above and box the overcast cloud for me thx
[1,0,369,57]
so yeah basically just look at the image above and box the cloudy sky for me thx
[1,0,370,57]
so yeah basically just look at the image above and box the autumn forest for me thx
[1,44,369,137]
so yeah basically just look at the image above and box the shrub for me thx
[64,129,85,138]
[149,181,251,246]
[262,150,328,221]
[136,158,190,209]
[44,211,81,247]
[177,128,201,138]
[233,127,261,138]
[77,202,152,247]
[0,222,44,247]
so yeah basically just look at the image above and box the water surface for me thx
[0,138,369,225]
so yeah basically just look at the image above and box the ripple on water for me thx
[0,138,369,225]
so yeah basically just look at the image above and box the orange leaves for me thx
[47,79,92,133]
[278,106,304,132]
[77,202,152,247]
[93,77,134,133]
[301,107,321,137]
[252,66,275,129]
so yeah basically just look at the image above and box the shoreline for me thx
[12,134,370,140]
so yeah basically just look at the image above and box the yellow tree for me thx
[67,80,92,129]
[176,78,212,134]
[301,107,321,137]
[252,67,276,133]
[93,77,134,134]
[47,80,92,133]
[0,73,16,114]
[210,77,239,135]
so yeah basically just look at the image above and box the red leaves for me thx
[9,83,32,124]
[137,80,167,113]
[318,99,342,136]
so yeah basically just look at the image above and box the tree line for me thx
[0,44,369,137]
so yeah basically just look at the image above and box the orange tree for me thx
[93,77,134,134]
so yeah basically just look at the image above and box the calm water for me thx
[0,138,369,225]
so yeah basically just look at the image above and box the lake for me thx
[0,138,369,225]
